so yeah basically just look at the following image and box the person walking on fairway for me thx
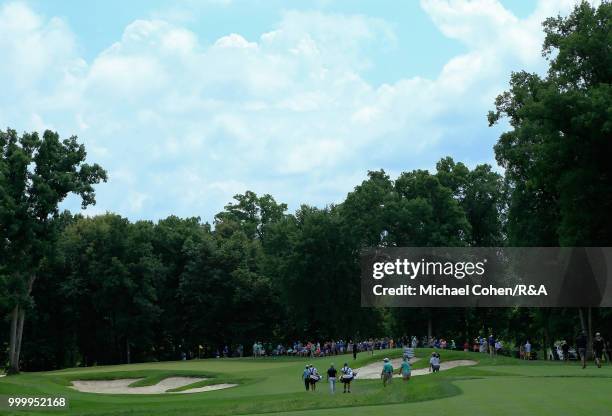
[401,357,411,381]
[577,332,587,368]
[381,358,393,387]
[402,344,412,360]
[593,332,605,368]
[429,352,440,373]
[327,363,337,394]
[309,365,321,391]
[341,362,354,393]
[302,365,310,391]
[524,340,531,361]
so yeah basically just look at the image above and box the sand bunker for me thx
[177,383,238,393]
[356,359,477,379]
[356,357,420,379]
[70,377,237,394]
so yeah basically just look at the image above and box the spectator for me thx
[561,340,570,363]
[488,334,495,357]
[495,340,503,355]
[593,332,605,369]
[576,332,587,369]
[524,340,531,361]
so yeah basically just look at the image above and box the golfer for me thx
[302,365,311,391]
[327,364,337,394]
[402,344,412,360]
[341,362,354,393]
[381,358,393,387]
[401,357,411,381]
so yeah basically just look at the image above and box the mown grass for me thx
[0,348,610,416]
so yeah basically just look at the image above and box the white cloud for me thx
[214,33,257,49]
[0,1,584,221]
[0,3,76,88]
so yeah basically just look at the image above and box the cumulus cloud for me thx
[0,1,584,220]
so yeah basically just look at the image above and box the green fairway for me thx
[0,349,611,416]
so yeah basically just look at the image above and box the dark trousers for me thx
[304,379,310,391]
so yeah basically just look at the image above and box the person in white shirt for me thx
[429,352,441,372]
[524,341,531,360]
[340,363,354,393]
[308,365,320,391]
[495,340,503,355]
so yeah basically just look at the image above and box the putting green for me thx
[0,349,610,416]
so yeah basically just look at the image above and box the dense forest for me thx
[1,2,611,372]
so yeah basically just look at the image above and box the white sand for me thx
[177,383,238,394]
[355,359,477,379]
[355,357,421,379]
[70,377,237,394]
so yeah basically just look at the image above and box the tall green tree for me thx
[267,205,383,340]
[489,1,612,350]
[435,157,505,246]
[341,170,395,247]
[150,216,209,359]
[0,129,106,373]
[489,1,611,246]
[215,191,288,240]
[389,168,471,246]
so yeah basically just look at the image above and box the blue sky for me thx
[0,0,583,222]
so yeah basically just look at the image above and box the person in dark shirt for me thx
[593,332,605,368]
[561,340,570,363]
[302,365,310,391]
[488,334,495,357]
[327,364,337,394]
[576,332,587,369]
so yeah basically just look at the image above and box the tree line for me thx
[1,1,611,372]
